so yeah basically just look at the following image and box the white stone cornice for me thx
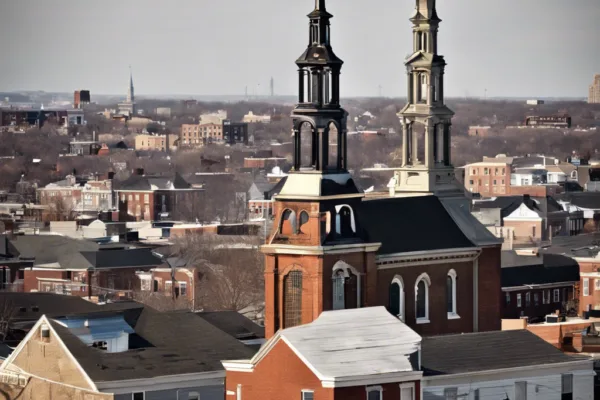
[376,247,481,269]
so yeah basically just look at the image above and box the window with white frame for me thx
[301,390,314,400]
[526,292,531,307]
[390,276,405,322]
[562,374,573,400]
[584,278,590,296]
[366,386,383,400]
[554,288,560,303]
[179,281,187,296]
[515,381,527,400]
[542,290,548,304]
[415,273,431,323]
[534,292,539,306]
[446,269,458,318]
[444,387,458,400]
[133,393,145,400]
[595,279,600,291]
[165,281,172,295]
[331,261,360,310]
[474,389,480,400]
[140,277,151,291]
[505,292,510,306]
[400,382,415,400]
[188,392,200,400]
[517,293,522,308]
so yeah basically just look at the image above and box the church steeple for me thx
[292,0,347,173]
[127,66,135,104]
[392,0,462,197]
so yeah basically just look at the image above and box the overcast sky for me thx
[0,0,598,98]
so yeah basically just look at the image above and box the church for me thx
[261,0,503,339]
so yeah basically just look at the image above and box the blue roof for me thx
[55,315,134,344]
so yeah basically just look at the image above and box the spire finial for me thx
[315,0,326,10]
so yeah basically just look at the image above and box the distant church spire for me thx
[127,66,135,104]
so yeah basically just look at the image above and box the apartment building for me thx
[463,161,511,196]
[180,123,223,146]
[134,133,177,151]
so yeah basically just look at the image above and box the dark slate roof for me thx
[357,196,475,254]
[557,192,600,210]
[195,311,264,340]
[501,252,579,288]
[116,172,192,191]
[0,292,142,322]
[78,248,162,269]
[50,308,256,382]
[422,330,584,376]
[9,235,99,264]
[540,233,600,258]
[473,195,564,218]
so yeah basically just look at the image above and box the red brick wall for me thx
[225,340,333,400]
[334,382,420,400]
[578,261,600,314]
[464,164,510,197]
[504,219,543,241]
[24,270,66,292]
[478,246,502,332]
[377,261,474,336]
[225,340,420,400]
[117,191,155,221]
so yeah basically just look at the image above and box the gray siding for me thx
[114,385,223,400]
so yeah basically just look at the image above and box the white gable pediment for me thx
[504,203,542,221]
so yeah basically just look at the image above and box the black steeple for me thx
[292,0,348,172]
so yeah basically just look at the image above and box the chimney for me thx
[108,172,115,180]
[136,168,145,176]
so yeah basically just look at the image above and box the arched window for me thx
[332,261,360,310]
[389,276,405,322]
[419,74,428,103]
[447,269,459,318]
[299,211,310,234]
[280,209,297,235]
[571,170,578,180]
[332,269,345,310]
[334,205,356,237]
[284,270,303,328]
[415,273,431,323]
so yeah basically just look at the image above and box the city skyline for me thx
[0,0,598,98]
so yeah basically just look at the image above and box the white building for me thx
[242,111,271,124]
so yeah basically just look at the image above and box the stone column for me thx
[317,128,326,170]
[413,72,420,103]
[439,72,444,103]
[407,71,413,103]
[425,120,434,168]
[293,128,300,169]
[401,122,409,167]
[432,124,438,163]
[427,73,434,106]
[412,124,419,165]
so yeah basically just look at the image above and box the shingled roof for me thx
[49,308,256,382]
[357,196,476,254]
[421,330,584,376]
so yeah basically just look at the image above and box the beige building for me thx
[589,74,600,104]
[243,111,271,124]
[180,123,223,146]
[199,110,227,125]
[135,133,176,151]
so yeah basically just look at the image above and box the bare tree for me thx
[132,291,191,312]
[171,234,264,312]
[0,299,15,342]
[43,194,76,222]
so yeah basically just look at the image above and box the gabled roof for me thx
[230,307,421,386]
[9,235,99,264]
[358,196,476,254]
[115,173,192,191]
[195,311,264,340]
[422,330,586,376]
[557,192,600,210]
[48,308,256,382]
[501,252,579,288]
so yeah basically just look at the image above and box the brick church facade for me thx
[260,0,503,340]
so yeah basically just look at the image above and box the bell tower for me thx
[261,0,380,339]
[393,0,463,197]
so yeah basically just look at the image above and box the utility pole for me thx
[270,77,275,97]
[378,85,383,97]
[484,88,488,101]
